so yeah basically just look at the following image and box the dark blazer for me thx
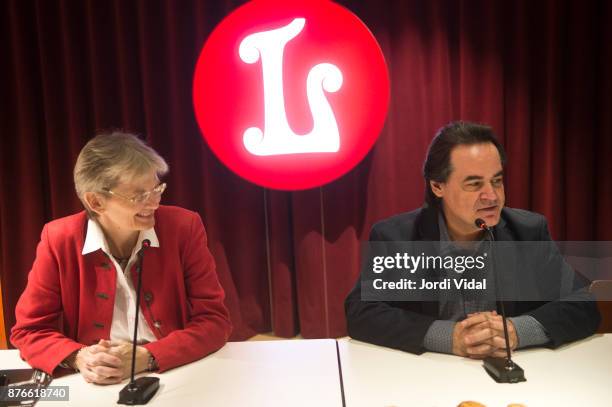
[345,205,600,354]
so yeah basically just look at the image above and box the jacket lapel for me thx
[492,214,518,316]
[415,206,441,317]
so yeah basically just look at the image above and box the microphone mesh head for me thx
[475,218,487,229]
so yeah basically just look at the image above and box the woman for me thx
[11,132,232,384]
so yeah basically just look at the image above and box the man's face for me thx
[431,143,505,238]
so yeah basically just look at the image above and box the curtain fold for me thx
[0,277,6,349]
[1,0,610,344]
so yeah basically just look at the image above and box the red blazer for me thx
[10,205,232,374]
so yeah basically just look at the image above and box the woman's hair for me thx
[74,131,169,217]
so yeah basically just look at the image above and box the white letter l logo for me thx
[239,18,343,156]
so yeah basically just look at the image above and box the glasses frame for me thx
[102,182,167,205]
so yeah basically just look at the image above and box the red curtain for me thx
[1,0,610,344]
[0,278,6,348]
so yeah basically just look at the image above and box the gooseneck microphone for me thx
[118,239,160,405]
[475,218,526,383]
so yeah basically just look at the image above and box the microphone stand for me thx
[118,239,160,404]
[475,219,526,383]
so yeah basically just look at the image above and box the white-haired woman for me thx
[11,132,232,384]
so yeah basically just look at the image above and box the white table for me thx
[1,339,343,406]
[338,334,612,407]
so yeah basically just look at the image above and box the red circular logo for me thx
[193,0,389,190]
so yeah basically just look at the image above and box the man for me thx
[345,121,600,358]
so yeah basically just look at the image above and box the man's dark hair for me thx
[422,121,507,206]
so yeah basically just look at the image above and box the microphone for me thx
[474,218,526,383]
[118,239,160,405]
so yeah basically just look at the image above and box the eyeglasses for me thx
[103,182,167,205]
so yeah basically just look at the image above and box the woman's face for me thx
[97,170,162,233]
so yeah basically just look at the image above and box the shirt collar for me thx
[82,218,160,256]
[437,210,489,254]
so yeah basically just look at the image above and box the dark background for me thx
[1,0,610,345]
